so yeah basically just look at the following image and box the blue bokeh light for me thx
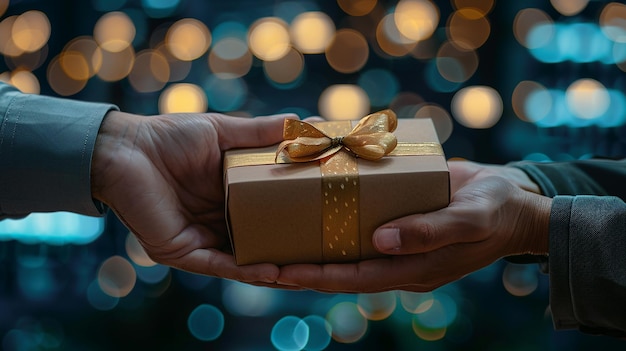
[204,75,247,112]
[187,304,225,342]
[302,315,332,351]
[271,316,310,351]
[358,68,400,107]
[86,279,119,311]
[0,212,104,245]
[141,0,180,18]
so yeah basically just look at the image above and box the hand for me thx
[447,159,541,194]
[277,164,552,293]
[91,111,294,284]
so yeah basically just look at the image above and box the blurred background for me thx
[0,0,625,350]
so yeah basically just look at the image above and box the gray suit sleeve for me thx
[549,196,626,337]
[0,83,118,217]
[512,159,626,336]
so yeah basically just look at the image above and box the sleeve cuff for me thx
[0,90,118,217]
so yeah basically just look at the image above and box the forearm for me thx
[0,84,117,217]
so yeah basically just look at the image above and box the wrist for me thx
[91,110,140,204]
[510,190,552,255]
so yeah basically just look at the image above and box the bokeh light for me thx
[11,10,50,53]
[96,45,135,82]
[447,9,491,50]
[204,74,247,112]
[93,11,135,52]
[394,0,439,42]
[337,0,377,16]
[550,0,589,17]
[6,69,39,94]
[358,68,400,107]
[436,41,479,83]
[326,29,369,73]
[125,233,157,267]
[86,279,119,311]
[97,255,136,298]
[264,47,304,85]
[326,302,368,344]
[128,49,169,92]
[565,78,610,120]
[301,315,332,351]
[513,80,548,122]
[166,18,211,61]
[290,11,335,54]
[208,37,252,78]
[221,280,278,317]
[356,292,396,321]
[399,291,434,313]
[318,84,370,120]
[502,263,539,297]
[600,3,626,43]
[248,17,290,61]
[451,85,503,128]
[158,83,207,113]
[513,8,553,49]
[414,103,454,143]
[271,316,309,351]
[187,304,225,341]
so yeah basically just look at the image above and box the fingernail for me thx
[276,279,298,287]
[374,227,401,251]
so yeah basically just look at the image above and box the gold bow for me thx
[275,109,399,162]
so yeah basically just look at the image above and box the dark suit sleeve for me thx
[512,159,626,336]
[0,83,118,218]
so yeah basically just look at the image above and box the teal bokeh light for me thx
[86,279,119,311]
[141,0,180,18]
[302,315,332,351]
[204,75,247,112]
[414,292,457,329]
[187,304,225,342]
[212,21,248,42]
[271,316,310,351]
[0,212,104,245]
[358,69,400,107]
[92,0,127,11]
[134,264,170,284]
[425,60,461,93]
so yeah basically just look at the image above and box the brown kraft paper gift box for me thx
[223,112,450,265]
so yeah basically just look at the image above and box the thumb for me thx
[372,207,482,255]
[216,113,298,149]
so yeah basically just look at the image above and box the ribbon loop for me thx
[275,109,398,163]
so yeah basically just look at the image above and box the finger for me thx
[167,248,280,284]
[215,113,298,149]
[372,207,482,255]
[278,257,429,293]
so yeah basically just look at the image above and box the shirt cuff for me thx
[0,89,118,217]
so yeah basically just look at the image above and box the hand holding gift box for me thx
[224,110,450,265]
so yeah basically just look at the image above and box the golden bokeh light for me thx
[377,13,417,57]
[565,78,610,120]
[290,11,335,54]
[436,41,478,83]
[356,292,397,321]
[512,80,549,122]
[513,8,554,49]
[451,85,503,129]
[263,47,304,84]
[325,29,369,72]
[155,43,192,82]
[63,37,103,79]
[93,11,136,53]
[158,83,207,114]
[47,55,88,96]
[166,18,212,61]
[208,38,253,78]
[394,0,439,42]
[412,321,446,341]
[97,255,137,298]
[12,10,50,53]
[7,69,40,94]
[248,17,290,61]
[0,0,8,18]
[0,16,25,57]
[96,45,135,82]
[599,2,626,43]
[337,0,378,16]
[399,291,434,314]
[129,49,170,93]
[550,0,589,16]
[125,232,157,267]
[5,47,47,71]
[447,9,491,50]
[318,84,370,120]
[58,51,90,81]
[452,0,494,17]
[414,103,454,143]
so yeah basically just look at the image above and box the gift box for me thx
[224,110,449,265]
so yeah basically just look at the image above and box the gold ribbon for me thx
[275,109,398,162]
